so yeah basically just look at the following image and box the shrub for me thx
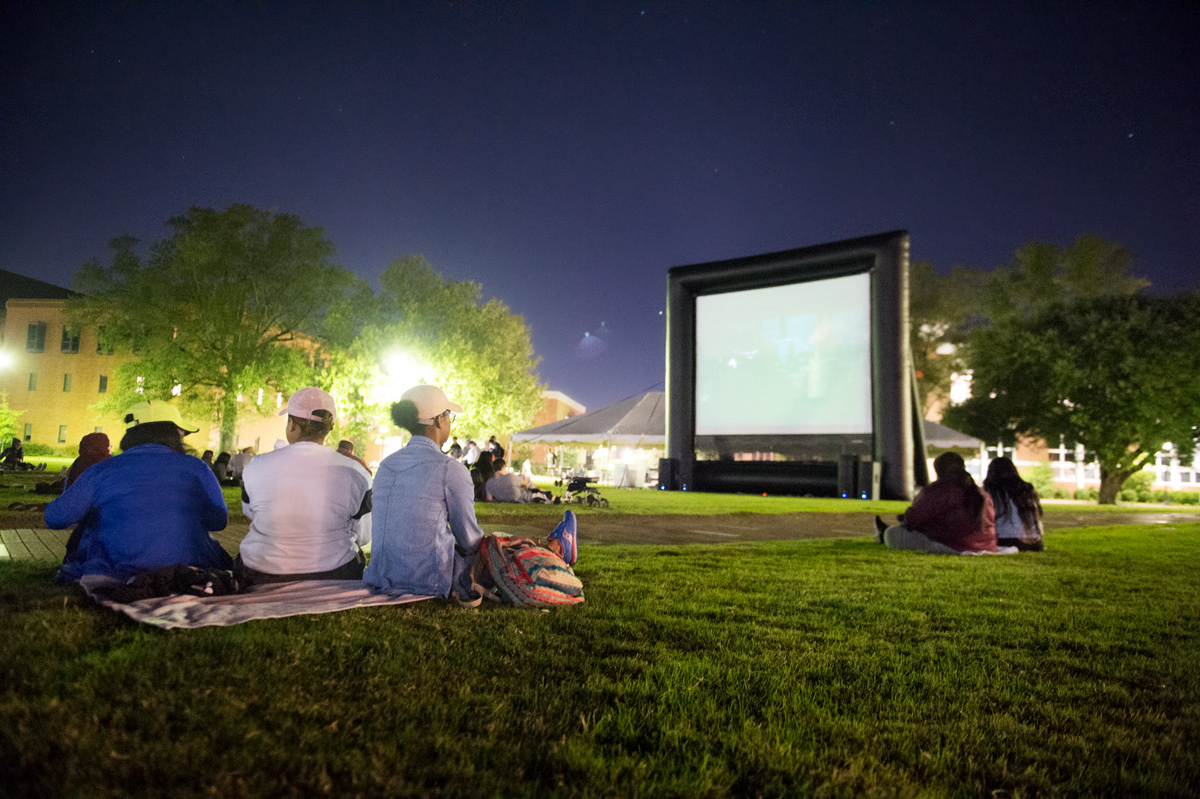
[1118,488,1137,503]
[1169,490,1200,506]
[1024,462,1056,498]
[1121,470,1156,503]
[1073,487,1098,501]
[1152,489,1169,503]
[23,443,75,457]
[1054,488,1071,499]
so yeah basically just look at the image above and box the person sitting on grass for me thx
[485,457,529,503]
[874,452,998,554]
[47,401,232,582]
[471,450,495,503]
[983,456,1045,552]
[236,387,372,586]
[1,437,26,470]
[336,439,373,475]
[364,385,578,607]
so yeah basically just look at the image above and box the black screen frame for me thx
[665,230,923,500]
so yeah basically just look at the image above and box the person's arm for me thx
[44,467,98,529]
[194,461,229,531]
[445,459,484,556]
[901,483,940,531]
[981,489,996,538]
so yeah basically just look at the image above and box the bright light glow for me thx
[257,388,263,405]
[949,371,972,405]
[378,352,427,401]
[0,350,13,370]
[135,376,145,394]
[171,383,182,396]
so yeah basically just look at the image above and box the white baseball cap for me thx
[400,384,463,424]
[280,387,337,423]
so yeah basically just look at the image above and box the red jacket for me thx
[904,479,997,553]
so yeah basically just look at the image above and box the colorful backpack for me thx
[481,535,584,607]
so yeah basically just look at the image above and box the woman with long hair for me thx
[983,456,1045,552]
[471,450,495,502]
[46,400,231,582]
[874,451,998,554]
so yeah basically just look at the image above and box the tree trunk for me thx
[1097,467,1131,505]
[218,391,238,454]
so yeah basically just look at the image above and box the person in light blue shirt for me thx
[364,385,484,605]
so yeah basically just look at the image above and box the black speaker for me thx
[857,459,879,500]
[837,455,857,498]
[658,457,680,490]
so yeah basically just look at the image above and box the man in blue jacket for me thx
[47,400,231,582]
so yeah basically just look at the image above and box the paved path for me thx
[6,510,1198,563]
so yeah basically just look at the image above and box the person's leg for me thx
[546,510,578,565]
[883,524,961,555]
[998,537,1044,552]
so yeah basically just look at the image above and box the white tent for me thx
[512,391,665,445]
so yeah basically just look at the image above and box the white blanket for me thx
[80,576,435,630]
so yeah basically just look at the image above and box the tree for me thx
[71,205,356,451]
[320,256,543,441]
[909,261,987,416]
[0,393,24,446]
[943,293,1200,504]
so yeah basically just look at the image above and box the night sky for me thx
[2,2,1197,412]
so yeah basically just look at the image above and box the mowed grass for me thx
[2,524,1198,798]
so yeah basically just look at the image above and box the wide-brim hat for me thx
[123,400,199,434]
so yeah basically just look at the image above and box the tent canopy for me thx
[512,391,665,445]
[513,390,980,451]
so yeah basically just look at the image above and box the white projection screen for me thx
[694,272,872,436]
[665,231,922,500]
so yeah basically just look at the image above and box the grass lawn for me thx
[2,523,1198,797]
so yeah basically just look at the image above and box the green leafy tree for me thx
[944,293,1200,504]
[0,392,25,445]
[70,205,356,451]
[326,256,543,441]
[910,261,987,415]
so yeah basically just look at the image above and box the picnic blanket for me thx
[80,575,435,630]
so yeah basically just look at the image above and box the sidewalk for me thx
[0,528,70,561]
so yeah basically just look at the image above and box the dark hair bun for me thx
[391,399,420,431]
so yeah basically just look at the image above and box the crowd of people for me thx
[43,385,579,608]
[873,451,1044,554]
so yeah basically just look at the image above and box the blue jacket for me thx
[364,435,483,597]
[46,444,232,581]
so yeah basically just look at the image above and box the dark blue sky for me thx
[2,2,1196,410]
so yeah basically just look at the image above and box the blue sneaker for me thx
[548,510,578,566]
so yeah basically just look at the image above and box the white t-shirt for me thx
[239,441,372,575]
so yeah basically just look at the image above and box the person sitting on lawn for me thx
[874,452,998,554]
[471,450,495,502]
[47,401,232,582]
[337,439,373,475]
[983,456,1045,552]
[236,387,372,585]
[364,385,580,606]
[1,437,26,470]
[485,457,529,503]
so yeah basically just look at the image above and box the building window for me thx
[28,372,36,391]
[63,373,72,392]
[98,375,108,393]
[26,322,46,353]
[96,326,114,355]
[23,423,31,442]
[58,425,67,443]
[61,325,81,354]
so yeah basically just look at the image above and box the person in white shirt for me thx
[236,387,372,585]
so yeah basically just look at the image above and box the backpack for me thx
[480,535,584,607]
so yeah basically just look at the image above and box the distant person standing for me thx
[984,457,1045,552]
[447,436,463,459]
[237,388,372,585]
[487,435,505,462]
[461,439,481,466]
